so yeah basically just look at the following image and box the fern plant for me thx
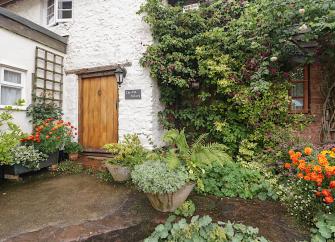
[163,129,232,189]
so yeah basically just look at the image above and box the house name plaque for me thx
[125,89,141,100]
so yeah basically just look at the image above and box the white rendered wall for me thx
[0,28,65,133]
[6,0,165,148]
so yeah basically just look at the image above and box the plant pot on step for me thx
[146,183,195,212]
[105,162,131,182]
[68,153,79,161]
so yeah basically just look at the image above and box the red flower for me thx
[330,181,335,189]
[325,196,334,204]
[315,191,322,197]
[46,135,50,139]
[322,189,332,197]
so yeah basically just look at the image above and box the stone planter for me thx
[146,183,195,212]
[105,163,131,182]
[4,152,59,176]
[68,153,79,161]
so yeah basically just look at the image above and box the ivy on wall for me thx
[139,0,335,152]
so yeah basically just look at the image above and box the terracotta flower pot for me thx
[146,183,195,212]
[105,162,131,182]
[69,153,79,161]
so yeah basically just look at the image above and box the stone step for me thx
[76,155,108,171]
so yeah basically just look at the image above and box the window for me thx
[47,0,72,25]
[289,65,309,113]
[0,67,25,106]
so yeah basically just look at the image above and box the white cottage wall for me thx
[6,0,165,148]
[0,27,65,133]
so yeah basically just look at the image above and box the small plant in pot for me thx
[131,160,193,212]
[65,141,83,161]
[103,134,151,182]
[131,129,232,212]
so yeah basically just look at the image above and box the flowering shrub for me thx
[284,147,335,207]
[21,118,77,154]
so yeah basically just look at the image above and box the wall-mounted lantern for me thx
[115,67,127,86]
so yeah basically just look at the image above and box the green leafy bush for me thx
[11,145,48,169]
[64,141,83,154]
[131,160,188,194]
[0,106,23,165]
[104,134,153,168]
[144,215,269,242]
[163,129,232,189]
[57,160,85,175]
[27,100,62,125]
[201,161,277,200]
[311,213,335,242]
[174,200,196,218]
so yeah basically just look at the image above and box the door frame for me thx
[78,70,119,152]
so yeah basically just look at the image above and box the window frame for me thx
[47,0,73,26]
[289,65,309,114]
[0,66,26,109]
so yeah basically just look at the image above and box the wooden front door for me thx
[80,75,118,151]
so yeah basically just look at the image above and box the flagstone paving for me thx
[0,174,309,242]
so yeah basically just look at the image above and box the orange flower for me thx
[322,189,331,197]
[304,175,311,181]
[304,147,313,155]
[318,154,329,166]
[297,173,304,179]
[284,163,291,169]
[314,165,322,173]
[288,149,295,156]
[330,181,335,189]
[296,152,302,158]
[298,163,306,171]
[315,191,322,197]
[325,196,334,204]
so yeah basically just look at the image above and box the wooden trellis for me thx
[33,47,64,107]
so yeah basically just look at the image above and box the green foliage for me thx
[138,0,335,153]
[11,145,48,169]
[163,129,232,189]
[95,170,114,183]
[144,215,269,242]
[0,106,23,165]
[27,101,62,125]
[131,160,188,194]
[104,134,154,168]
[174,200,196,218]
[57,160,85,175]
[201,161,277,200]
[64,141,83,154]
[279,178,322,227]
[311,213,335,242]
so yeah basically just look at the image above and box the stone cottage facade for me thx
[0,0,164,150]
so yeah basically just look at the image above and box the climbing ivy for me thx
[139,0,335,153]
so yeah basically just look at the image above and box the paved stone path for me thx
[0,174,309,242]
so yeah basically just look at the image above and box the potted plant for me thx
[4,145,48,175]
[103,134,150,182]
[131,160,193,212]
[21,118,76,166]
[64,141,83,161]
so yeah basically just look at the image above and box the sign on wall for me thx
[125,89,141,100]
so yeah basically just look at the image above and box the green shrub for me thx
[11,145,48,169]
[131,160,188,194]
[311,213,335,242]
[201,161,277,200]
[174,200,196,218]
[27,100,62,125]
[57,160,85,175]
[163,129,232,190]
[144,215,269,242]
[103,134,153,168]
[64,141,83,153]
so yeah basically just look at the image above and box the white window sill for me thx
[0,105,28,111]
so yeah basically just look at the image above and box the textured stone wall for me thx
[6,0,165,148]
